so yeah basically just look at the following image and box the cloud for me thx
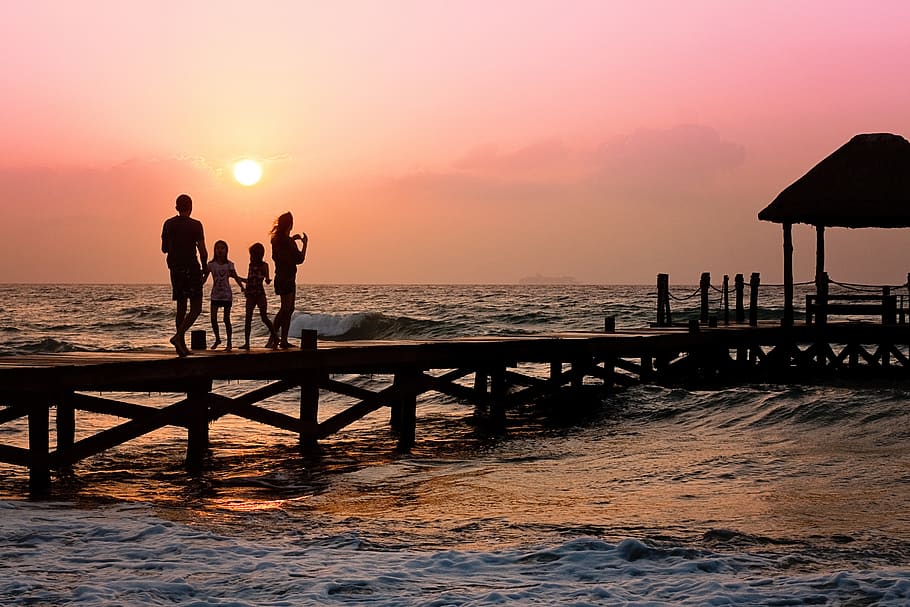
[452,139,579,178]
[381,124,745,207]
[589,124,746,199]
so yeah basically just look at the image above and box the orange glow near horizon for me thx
[1,2,910,284]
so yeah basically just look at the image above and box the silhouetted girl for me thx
[239,242,277,350]
[269,212,307,348]
[202,240,245,351]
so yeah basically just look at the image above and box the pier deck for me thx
[2,322,909,495]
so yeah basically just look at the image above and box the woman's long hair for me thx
[270,212,293,239]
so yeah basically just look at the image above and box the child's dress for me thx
[245,262,266,299]
[207,260,236,304]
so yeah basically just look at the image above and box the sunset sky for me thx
[2,1,909,285]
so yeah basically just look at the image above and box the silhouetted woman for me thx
[269,212,308,348]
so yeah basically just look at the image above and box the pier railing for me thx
[655,272,910,328]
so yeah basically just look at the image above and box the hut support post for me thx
[28,401,51,496]
[783,223,794,327]
[815,225,825,286]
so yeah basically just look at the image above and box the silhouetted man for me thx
[161,193,207,356]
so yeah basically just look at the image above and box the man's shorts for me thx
[170,267,203,301]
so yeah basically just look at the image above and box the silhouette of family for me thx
[161,194,308,357]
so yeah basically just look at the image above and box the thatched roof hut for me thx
[759,133,910,228]
[758,133,910,325]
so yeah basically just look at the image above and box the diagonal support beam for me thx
[209,380,299,420]
[318,380,415,439]
[69,392,160,419]
[0,405,27,425]
[50,398,191,468]
[208,393,304,434]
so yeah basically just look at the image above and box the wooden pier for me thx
[2,321,910,495]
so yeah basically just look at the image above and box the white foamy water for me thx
[4,501,908,606]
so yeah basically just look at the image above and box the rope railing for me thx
[829,278,910,291]
[667,286,701,302]
[653,272,910,329]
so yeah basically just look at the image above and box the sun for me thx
[233,159,262,186]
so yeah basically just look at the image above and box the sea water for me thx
[0,284,908,605]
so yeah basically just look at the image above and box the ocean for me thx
[0,283,908,605]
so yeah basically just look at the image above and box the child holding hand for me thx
[202,240,245,351]
[239,242,277,350]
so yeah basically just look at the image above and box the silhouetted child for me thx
[202,240,245,351]
[240,242,277,350]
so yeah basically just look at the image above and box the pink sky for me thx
[2,0,910,284]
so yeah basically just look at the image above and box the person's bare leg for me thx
[171,297,190,356]
[279,292,296,348]
[210,303,221,349]
[175,299,187,330]
[240,300,254,350]
[174,295,203,356]
[259,302,277,347]
[225,306,233,351]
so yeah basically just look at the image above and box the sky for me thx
[2,0,910,285]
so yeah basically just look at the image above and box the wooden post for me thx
[814,272,829,368]
[906,272,910,324]
[549,361,561,391]
[300,329,318,350]
[28,401,51,496]
[473,368,488,412]
[55,391,75,469]
[783,223,794,327]
[734,274,745,324]
[185,379,212,471]
[749,272,760,327]
[300,372,320,449]
[604,316,616,333]
[640,355,653,382]
[394,370,418,451]
[700,272,711,324]
[882,286,893,369]
[815,225,825,284]
[298,330,320,448]
[817,272,829,326]
[190,330,206,350]
[656,273,671,327]
[722,274,730,325]
[571,358,585,389]
[883,286,896,325]
[602,356,615,390]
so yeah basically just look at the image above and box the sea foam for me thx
[2,502,908,606]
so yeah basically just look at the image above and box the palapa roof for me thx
[758,133,910,228]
